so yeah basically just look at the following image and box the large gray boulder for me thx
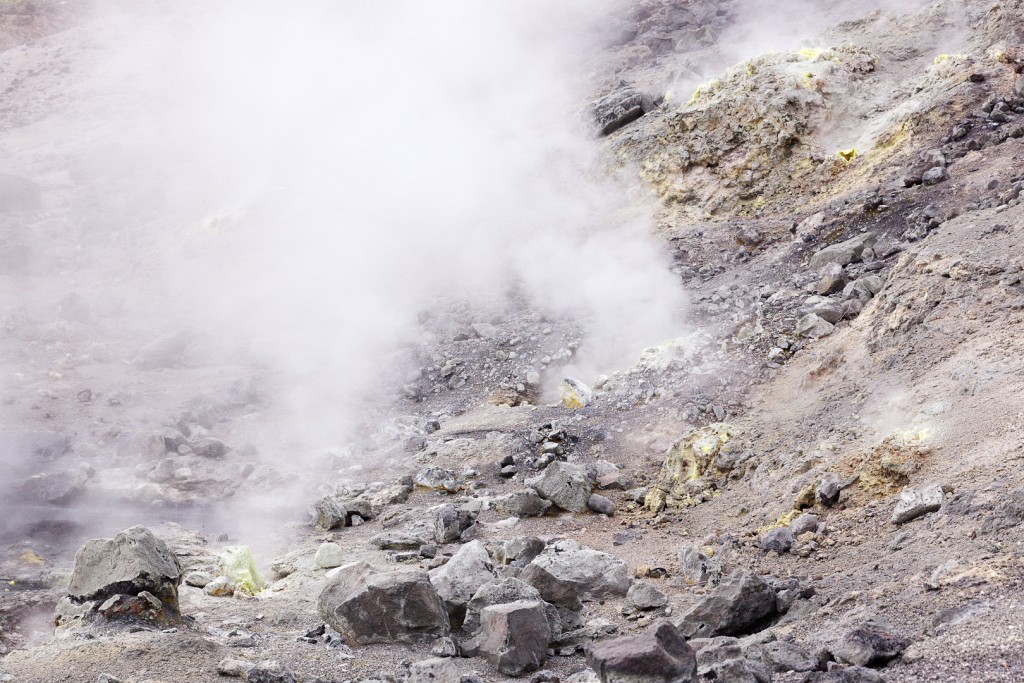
[520,540,631,605]
[525,462,592,513]
[317,562,449,645]
[64,526,182,625]
[428,541,496,618]
[586,620,697,683]
[478,600,552,676]
[675,571,776,639]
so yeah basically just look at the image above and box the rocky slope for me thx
[3,1,1024,682]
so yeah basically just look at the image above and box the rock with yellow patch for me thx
[559,378,593,410]
[646,424,735,513]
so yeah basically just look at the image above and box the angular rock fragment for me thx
[808,233,876,270]
[589,85,647,136]
[429,541,496,620]
[626,582,668,611]
[246,660,298,683]
[416,467,459,493]
[891,484,943,524]
[803,667,883,683]
[831,624,910,667]
[318,562,449,645]
[311,496,348,531]
[796,313,834,339]
[478,600,552,676]
[922,166,949,185]
[587,494,615,516]
[520,540,630,605]
[678,545,722,586]
[371,531,427,550]
[17,468,89,506]
[760,640,818,672]
[434,503,477,543]
[675,571,776,638]
[492,489,552,518]
[463,577,551,636]
[408,657,461,683]
[526,462,593,513]
[818,474,842,507]
[586,620,697,683]
[760,527,795,554]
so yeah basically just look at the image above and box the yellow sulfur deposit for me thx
[838,149,857,161]
[646,423,734,512]
[20,550,44,565]
[219,546,265,596]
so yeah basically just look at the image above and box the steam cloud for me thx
[42,0,688,452]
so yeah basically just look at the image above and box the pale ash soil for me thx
[4,1,1024,682]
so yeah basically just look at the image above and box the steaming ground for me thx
[3,0,1024,681]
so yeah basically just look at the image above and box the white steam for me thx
[64,1,685,446]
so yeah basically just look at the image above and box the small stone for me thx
[184,571,214,588]
[431,636,460,657]
[204,576,235,597]
[315,542,346,569]
[525,462,593,513]
[409,657,461,683]
[371,531,427,550]
[796,314,834,339]
[217,658,254,678]
[760,528,795,553]
[790,513,820,537]
[891,484,943,524]
[246,660,298,683]
[492,489,552,518]
[922,167,950,185]
[429,541,497,618]
[434,504,477,544]
[626,582,668,611]
[587,494,615,516]
[678,545,721,586]
[831,624,910,667]
[818,474,842,507]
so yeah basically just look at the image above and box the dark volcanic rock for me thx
[434,503,477,543]
[830,624,910,667]
[478,600,552,676]
[317,562,449,645]
[589,84,648,136]
[586,620,697,683]
[674,571,776,638]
